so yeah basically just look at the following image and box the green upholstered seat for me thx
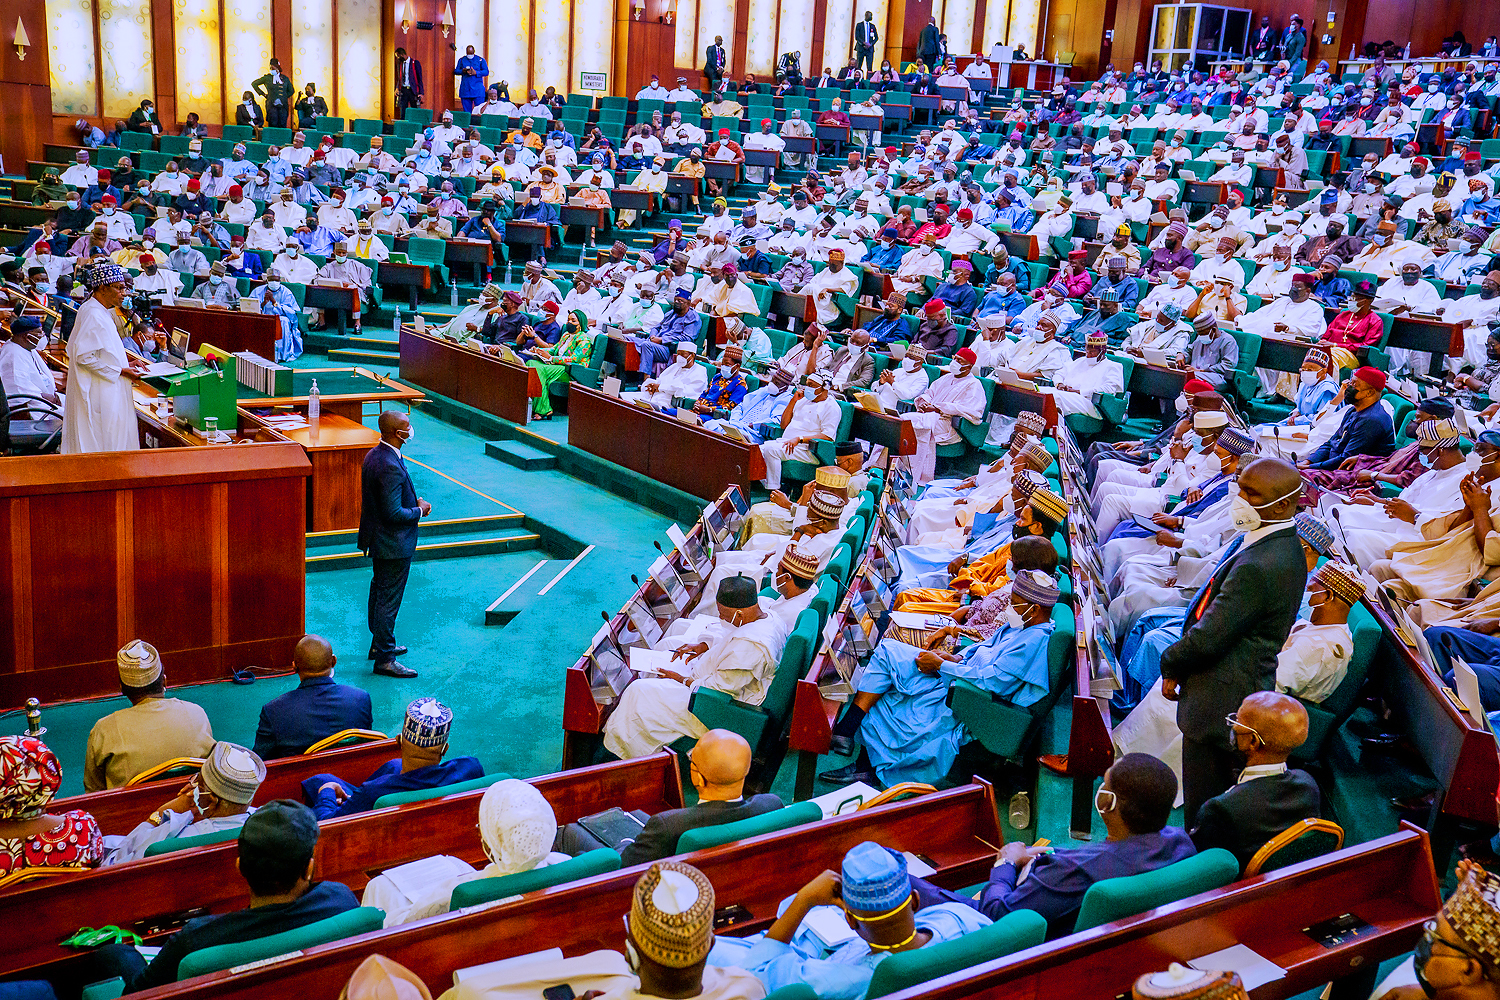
[947,603,1076,763]
[176,907,386,979]
[865,909,1049,998]
[405,235,450,290]
[676,800,822,854]
[762,986,819,1000]
[449,848,621,908]
[689,607,819,760]
[372,772,509,808]
[1073,848,1240,932]
[143,824,244,857]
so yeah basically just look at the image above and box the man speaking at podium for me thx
[359,410,430,678]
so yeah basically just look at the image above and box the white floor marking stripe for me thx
[537,545,596,596]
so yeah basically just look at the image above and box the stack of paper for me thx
[234,351,289,393]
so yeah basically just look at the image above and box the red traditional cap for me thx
[1183,378,1214,393]
[923,297,947,315]
[101,194,117,205]
[1354,365,1388,389]
[957,207,973,221]
[382,195,394,205]
[1413,156,1430,167]
[1465,151,1483,163]
[542,300,560,314]
[34,241,50,253]
[1291,272,1317,284]
[760,118,773,127]
[187,178,201,190]
[718,128,730,137]
[1068,249,1087,260]
[228,184,243,197]
[955,347,977,365]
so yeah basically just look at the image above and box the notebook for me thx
[577,807,646,849]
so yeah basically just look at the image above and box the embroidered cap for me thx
[1011,568,1061,607]
[117,640,162,687]
[840,842,911,912]
[1294,512,1334,556]
[1313,560,1366,607]
[629,862,716,968]
[200,742,266,804]
[401,697,453,748]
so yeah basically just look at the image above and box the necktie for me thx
[1190,533,1244,620]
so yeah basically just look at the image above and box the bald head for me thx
[293,634,336,677]
[378,409,411,446]
[1238,456,1302,523]
[1237,691,1309,759]
[691,729,752,799]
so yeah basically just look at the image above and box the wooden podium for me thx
[0,443,310,706]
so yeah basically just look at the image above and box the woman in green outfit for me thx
[31,171,70,206]
[526,309,593,419]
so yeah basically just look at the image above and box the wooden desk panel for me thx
[281,416,380,531]
[568,386,764,500]
[0,755,684,979]
[155,306,278,359]
[0,444,311,707]
[398,328,534,425]
[51,739,401,837]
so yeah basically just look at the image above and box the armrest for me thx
[569,363,601,388]
[811,439,837,465]
[945,680,1033,760]
[957,417,988,448]
[687,688,770,748]
[1097,392,1128,425]
[1231,370,1260,404]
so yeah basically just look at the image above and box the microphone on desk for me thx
[1330,506,1355,562]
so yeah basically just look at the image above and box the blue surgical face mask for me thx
[1183,431,1202,450]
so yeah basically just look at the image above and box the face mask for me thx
[1418,449,1437,470]
[267,280,282,291]
[208,275,222,286]
[66,199,79,209]
[1299,370,1318,388]
[1184,431,1202,450]
[1373,234,1390,246]
[1004,607,1026,630]
[120,296,134,311]
[717,365,734,377]
[1229,482,1299,531]
[103,207,116,216]
[1029,328,1048,343]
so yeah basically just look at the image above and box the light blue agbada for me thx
[894,512,1016,591]
[707,902,991,1000]
[1255,374,1338,431]
[258,282,303,362]
[703,384,794,443]
[858,621,1055,785]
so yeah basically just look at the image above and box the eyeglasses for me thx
[1224,712,1262,743]
[1421,918,1488,966]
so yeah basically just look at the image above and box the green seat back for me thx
[372,772,508,808]
[676,800,821,854]
[260,127,294,146]
[353,118,385,135]
[449,848,621,908]
[763,987,818,1000]
[866,909,1049,999]
[177,908,386,979]
[1251,826,1343,875]
[143,824,243,857]
[406,235,448,267]
[1073,848,1240,932]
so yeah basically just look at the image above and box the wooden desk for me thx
[119,783,1002,1000]
[567,385,766,500]
[442,238,495,286]
[1126,361,1191,399]
[0,755,683,979]
[155,305,279,359]
[991,383,1058,428]
[560,204,608,232]
[377,260,432,310]
[891,826,1437,1000]
[1253,334,1320,373]
[0,443,309,706]
[51,739,399,837]
[302,284,361,338]
[398,328,538,425]
[505,219,552,251]
[280,415,379,531]
[610,188,657,213]
[1384,316,1464,376]
[239,367,426,423]
[850,406,917,456]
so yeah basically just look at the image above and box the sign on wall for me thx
[579,71,608,90]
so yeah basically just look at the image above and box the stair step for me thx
[305,514,525,548]
[306,530,541,570]
[483,559,569,626]
[347,334,399,348]
[328,348,400,363]
[484,439,557,471]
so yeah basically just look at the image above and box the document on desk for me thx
[629,646,680,676]
[380,854,475,898]
[140,361,185,378]
[1188,945,1286,991]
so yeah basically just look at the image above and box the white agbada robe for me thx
[759,396,843,489]
[62,297,138,454]
[1115,620,1353,805]
[891,247,945,295]
[0,340,62,414]
[1319,462,1468,568]
[1005,337,1074,381]
[907,373,988,483]
[602,614,789,758]
[1443,294,1500,368]
[625,356,708,408]
[875,361,931,410]
[1046,355,1125,419]
[800,265,859,325]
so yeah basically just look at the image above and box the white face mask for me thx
[1004,607,1026,630]
[1174,393,1189,413]
[1170,275,1185,288]
[287,246,299,256]
[1299,370,1318,387]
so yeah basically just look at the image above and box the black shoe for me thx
[819,761,877,785]
[1391,791,1437,814]
[374,660,418,678]
[827,735,857,757]
[369,645,408,659]
[1361,731,1403,749]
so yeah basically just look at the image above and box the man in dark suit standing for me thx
[1159,456,1307,826]
[251,58,294,130]
[253,635,374,759]
[395,48,425,120]
[359,410,430,678]
[917,17,941,72]
[854,12,880,74]
[705,36,727,92]
[1189,691,1321,871]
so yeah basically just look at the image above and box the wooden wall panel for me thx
[226,477,305,651]
[131,483,217,655]
[902,0,934,65]
[27,491,120,676]
[0,0,52,168]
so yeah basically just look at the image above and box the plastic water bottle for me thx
[450,281,459,308]
[1008,791,1032,831]
[392,304,401,335]
[308,379,321,445]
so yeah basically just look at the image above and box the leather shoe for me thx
[1037,753,1072,776]
[369,646,408,659]
[819,761,877,785]
[374,660,418,678]
[827,735,857,757]
[1391,791,1437,814]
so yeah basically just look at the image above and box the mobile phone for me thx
[543,986,575,1000]
[1032,838,1051,848]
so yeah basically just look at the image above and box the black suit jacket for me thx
[856,21,879,47]
[619,794,783,866]
[1190,769,1321,870]
[253,675,374,760]
[236,101,264,127]
[918,24,940,58]
[397,57,425,97]
[706,45,726,73]
[1159,525,1307,745]
[358,442,422,559]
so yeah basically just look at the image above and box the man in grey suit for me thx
[827,328,877,396]
[1159,457,1307,826]
[1189,691,1321,871]
[358,411,430,678]
[855,12,880,75]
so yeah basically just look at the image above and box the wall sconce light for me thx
[12,17,30,61]
[631,0,645,21]
[439,1,454,36]
[664,0,676,24]
[400,0,414,33]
